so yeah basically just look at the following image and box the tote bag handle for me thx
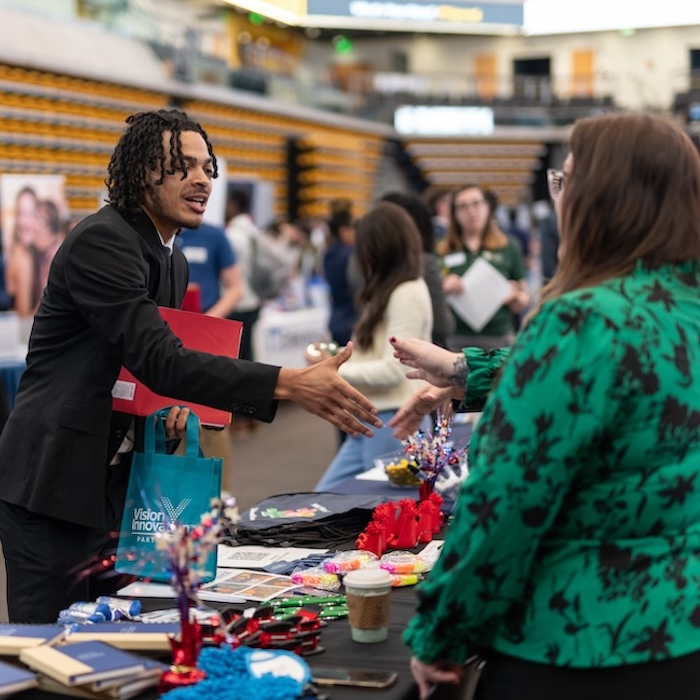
[143,406,201,458]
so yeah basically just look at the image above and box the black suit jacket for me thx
[0,206,279,529]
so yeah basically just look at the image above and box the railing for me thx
[216,64,624,125]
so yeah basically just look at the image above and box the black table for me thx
[18,585,467,700]
[309,591,470,700]
[19,415,476,700]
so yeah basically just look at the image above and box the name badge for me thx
[443,251,467,269]
[182,246,208,264]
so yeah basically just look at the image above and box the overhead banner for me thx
[306,1,523,30]
[222,0,523,32]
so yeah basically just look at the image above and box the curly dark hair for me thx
[106,109,218,216]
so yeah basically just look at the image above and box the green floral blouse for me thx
[404,262,700,668]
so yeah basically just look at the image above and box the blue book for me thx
[90,656,167,692]
[0,624,65,655]
[64,622,180,651]
[0,659,38,695]
[19,640,146,686]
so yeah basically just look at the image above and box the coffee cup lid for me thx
[343,568,393,589]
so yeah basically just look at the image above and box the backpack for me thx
[248,233,291,301]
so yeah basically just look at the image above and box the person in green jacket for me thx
[389,111,700,700]
[438,183,529,351]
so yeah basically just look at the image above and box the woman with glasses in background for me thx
[438,184,529,351]
[389,111,700,700]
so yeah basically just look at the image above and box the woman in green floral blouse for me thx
[389,111,700,700]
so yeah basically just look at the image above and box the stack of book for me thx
[0,658,38,697]
[0,623,173,700]
[0,623,66,656]
[62,622,180,652]
[20,640,167,700]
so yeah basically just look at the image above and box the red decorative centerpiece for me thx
[403,404,466,501]
[356,407,466,555]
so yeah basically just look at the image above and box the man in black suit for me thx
[0,109,380,623]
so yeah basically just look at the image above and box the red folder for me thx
[111,307,242,427]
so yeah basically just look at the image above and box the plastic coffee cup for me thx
[344,568,392,643]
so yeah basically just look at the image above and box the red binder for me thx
[111,307,242,427]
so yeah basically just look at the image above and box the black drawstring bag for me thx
[232,492,386,548]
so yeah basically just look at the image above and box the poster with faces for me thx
[0,174,68,317]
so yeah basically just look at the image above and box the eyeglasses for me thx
[455,198,486,211]
[547,169,566,201]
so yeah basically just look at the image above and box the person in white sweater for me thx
[312,201,433,491]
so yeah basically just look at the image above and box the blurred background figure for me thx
[176,221,243,319]
[5,186,38,317]
[425,186,452,244]
[380,191,454,348]
[505,205,531,262]
[323,206,357,347]
[32,199,64,308]
[0,235,12,313]
[311,201,433,491]
[540,208,561,284]
[272,217,324,304]
[225,188,267,362]
[439,183,528,350]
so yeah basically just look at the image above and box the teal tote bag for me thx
[115,408,223,583]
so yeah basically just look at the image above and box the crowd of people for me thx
[2,105,698,699]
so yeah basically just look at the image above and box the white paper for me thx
[116,580,193,600]
[446,257,512,332]
[216,545,328,569]
[417,540,445,569]
[117,570,246,602]
[355,464,390,482]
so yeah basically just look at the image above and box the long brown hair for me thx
[354,201,423,350]
[542,112,700,306]
[437,183,508,255]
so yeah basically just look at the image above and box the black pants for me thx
[0,500,131,623]
[474,649,700,700]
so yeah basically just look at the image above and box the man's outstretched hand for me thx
[275,342,381,437]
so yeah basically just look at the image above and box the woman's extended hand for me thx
[388,385,454,439]
[390,337,468,391]
[410,657,463,700]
